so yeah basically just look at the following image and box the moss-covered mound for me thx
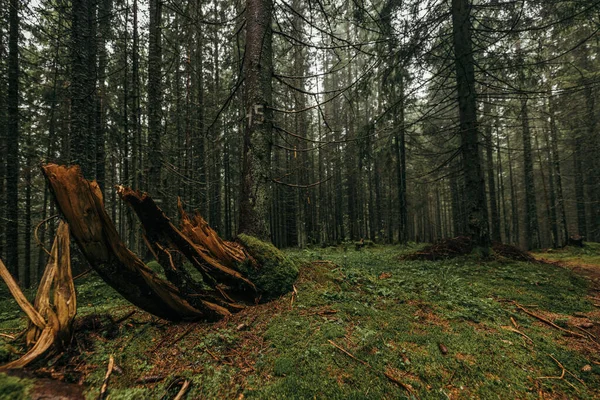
[237,234,298,300]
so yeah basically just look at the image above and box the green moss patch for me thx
[237,234,299,299]
[0,373,33,400]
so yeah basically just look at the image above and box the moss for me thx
[0,373,33,400]
[273,356,296,376]
[237,234,298,299]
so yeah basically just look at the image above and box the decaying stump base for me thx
[41,164,298,322]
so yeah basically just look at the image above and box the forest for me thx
[0,0,600,398]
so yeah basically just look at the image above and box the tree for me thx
[238,0,274,240]
[147,0,163,201]
[450,0,490,251]
[6,0,19,279]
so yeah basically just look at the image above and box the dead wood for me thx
[117,187,256,309]
[42,164,211,321]
[98,355,115,400]
[42,164,297,322]
[0,222,76,370]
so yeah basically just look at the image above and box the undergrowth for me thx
[0,244,598,399]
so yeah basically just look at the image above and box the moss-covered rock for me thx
[0,373,32,400]
[237,234,298,300]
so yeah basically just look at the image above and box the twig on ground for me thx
[136,375,167,384]
[513,303,587,339]
[290,285,298,309]
[114,310,137,325]
[537,354,585,393]
[503,326,534,343]
[73,268,93,280]
[328,339,369,366]
[173,380,190,400]
[328,340,418,398]
[98,355,115,400]
[0,333,15,340]
[510,317,520,329]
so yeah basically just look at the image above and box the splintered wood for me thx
[0,221,76,370]
[41,164,281,323]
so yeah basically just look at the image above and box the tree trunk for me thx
[238,0,274,240]
[70,0,91,176]
[0,0,7,261]
[483,94,501,242]
[6,0,19,279]
[521,96,540,250]
[96,0,111,192]
[549,95,568,244]
[148,0,163,202]
[451,0,490,251]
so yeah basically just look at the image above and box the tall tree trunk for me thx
[195,0,206,215]
[483,95,501,242]
[24,133,32,288]
[394,71,408,243]
[148,0,163,202]
[544,103,559,248]
[132,0,141,191]
[506,132,519,245]
[573,132,587,238]
[238,0,273,240]
[6,0,19,279]
[451,0,490,250]
[0,0,7,261]
[584,84,599,240]
[96,0,111,192]
[549,95,568,244]
[521,96,540,250]
[70,0,91,176]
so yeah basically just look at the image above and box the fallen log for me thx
[42,164,298,321]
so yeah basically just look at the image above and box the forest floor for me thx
[1,243,600,399]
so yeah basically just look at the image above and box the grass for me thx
[0,244,599,399]
[535,242,600,266]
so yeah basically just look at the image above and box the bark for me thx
[483,95,501,242]
[549,95,568,244]
[132,0,142,190]
[394,71,408,243]
[573,133,587,237]
[451,0,490,250]
[506,132,520,245]
[521,96,540,249]
[148,0,163,200]
[238,0,274,240]
[6,0,19,279]
[96,0,111,192]
[70,0,91,176]
[0,0,6,260]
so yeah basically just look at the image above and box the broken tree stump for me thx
[0,222,76,370]
[42,164,298,322]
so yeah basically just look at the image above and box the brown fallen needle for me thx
[328,340,417,398]
[98,355,115,400]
